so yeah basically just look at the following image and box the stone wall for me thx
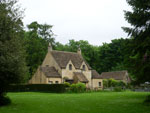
[92,79,103,90]
[61,60,80,81]
[81,62,92,88]
[29,67,47,84]
[61,60,92,88]
[42,52,62,75]
[47,78,62,84]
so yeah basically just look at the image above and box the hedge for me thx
[7,84,67,93]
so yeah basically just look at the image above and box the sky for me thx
[19,0,131,46]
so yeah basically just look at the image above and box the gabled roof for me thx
[101,71,128,80]
[51,50,91,69]
[40,66,61,78]
[73,72,88,83]
[92,70,102,79]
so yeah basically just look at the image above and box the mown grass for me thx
[0,91,150,113]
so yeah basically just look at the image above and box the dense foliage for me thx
[55,38,128,74]
[0,0,28,106]
[103,79,126,88]
[122,0,150,83]
[24,21,54,78]
[69,82,86,93]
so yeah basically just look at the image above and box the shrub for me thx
[104,79,126,88]
[70,84,78,93]
[70,82,86,93]
[126,83,132,89]
[113,87,123,92]
[118,81,126,87]
[108,78,118,87]
[103,79,108,88]
[111,79,119,87]
[64,82,70,87]
[76,82,86,93]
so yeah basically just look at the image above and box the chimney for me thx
[48,43,52,52]
[77,48,81,55]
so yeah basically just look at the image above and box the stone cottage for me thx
[101,71,131,84]
[29,43,103,89]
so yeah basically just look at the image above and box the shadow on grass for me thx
[0,96,11,107]
[143,95,150,106]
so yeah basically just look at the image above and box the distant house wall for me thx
[61,60,93,88]
[61,60,81,81]
[29,52,62,84]
[47,78,62,84]
[81,62,92,88]
[42,52,62,75]
[92,79,103,90]
[29,67,47,84]
[62,61,92,88]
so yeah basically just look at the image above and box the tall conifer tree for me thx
[122,0,150,83]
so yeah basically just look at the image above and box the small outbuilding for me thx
[101,71,131,84]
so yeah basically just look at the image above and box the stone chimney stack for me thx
[77,48,81,55]
[48,43,52,52]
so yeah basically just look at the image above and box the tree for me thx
[54,39,128,74]
[27,21,55,44]
[122,0,150,83]
[24,21,55,78]
[98,39,128,73]
[0,0,28,105]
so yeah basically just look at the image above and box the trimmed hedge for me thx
[7,84,66,93]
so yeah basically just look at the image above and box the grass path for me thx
[0,92,150,113]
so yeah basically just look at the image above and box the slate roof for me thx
[73,72,88,83]
[51,50,91,69]
[101,71,128,81]
[91,70,102,79]
[40,66,61,78]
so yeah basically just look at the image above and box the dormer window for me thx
[69,64,72,70]
[82,65,86,71]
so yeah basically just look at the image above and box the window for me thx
[98,82,101,87]
[55,81,59,84]
[48,81,53,84]
[46,65,49,67]
[82,65,86,71]
[69,64,72,70]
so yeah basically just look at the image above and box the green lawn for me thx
[0,92,150,113]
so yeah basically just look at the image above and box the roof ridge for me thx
[102,70,127,73]
[52,50,79,55]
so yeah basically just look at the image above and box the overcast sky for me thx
[19,0,131,46]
